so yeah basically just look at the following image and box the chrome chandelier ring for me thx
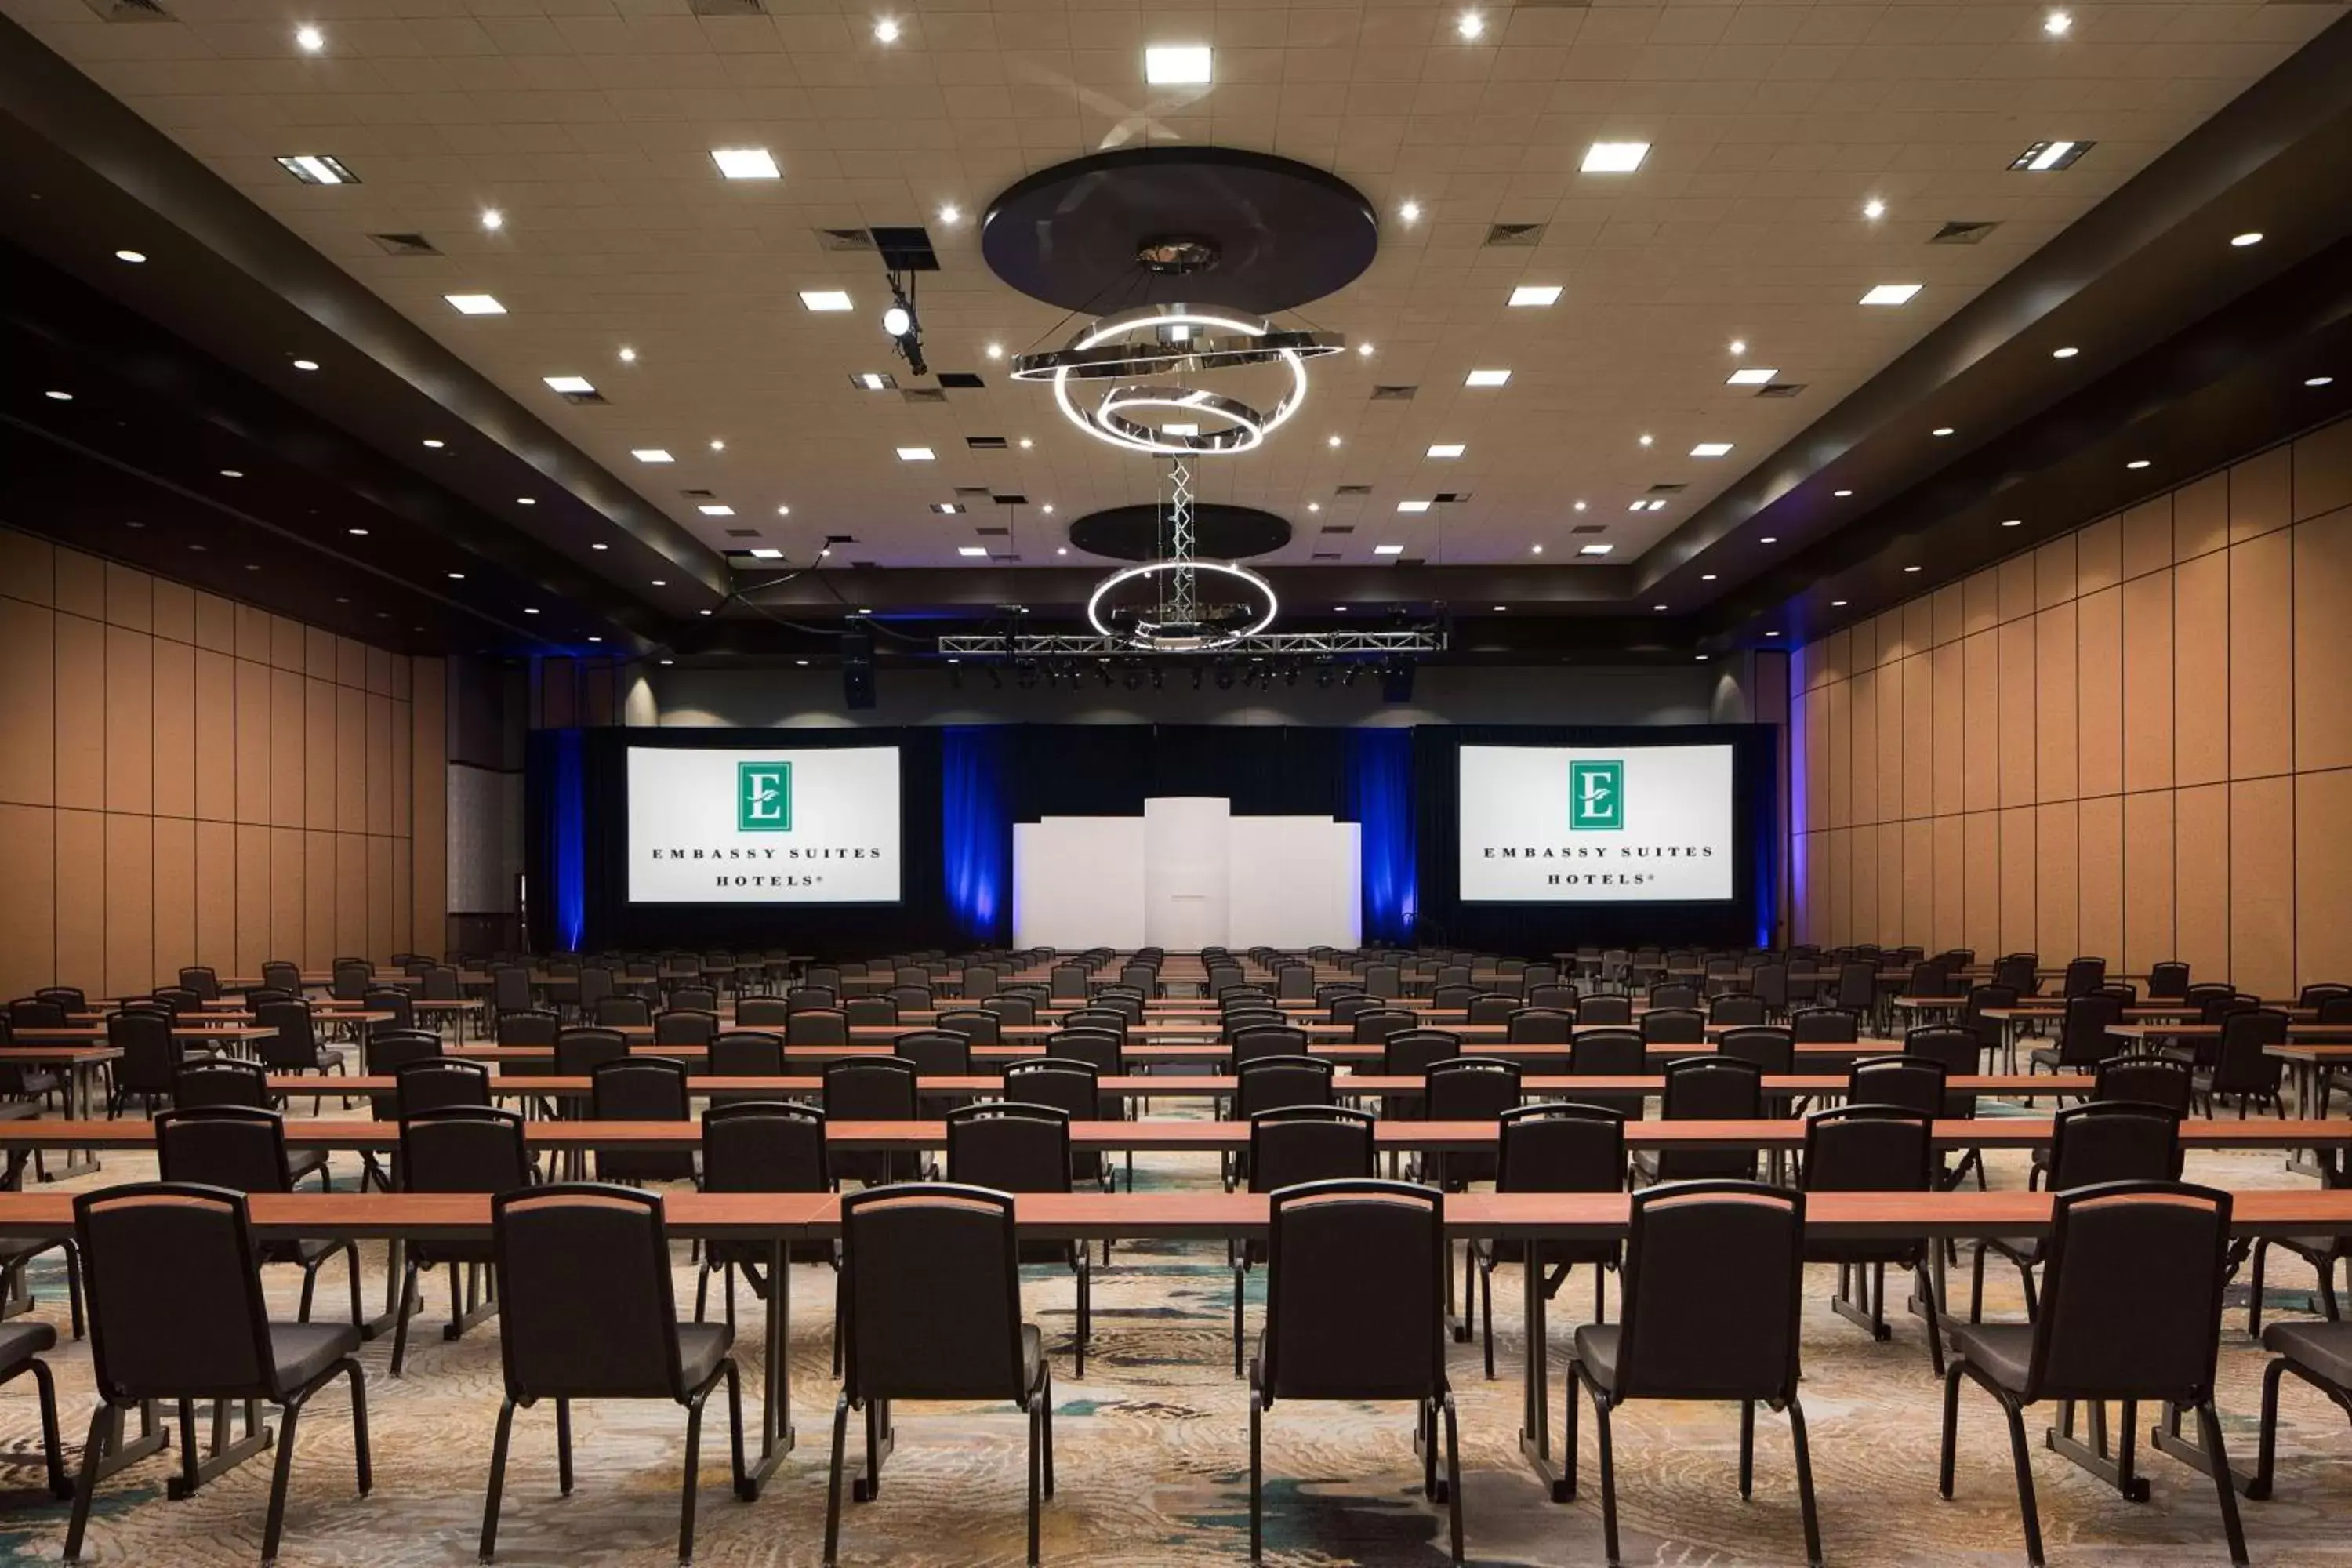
[1092,386,1266,454]
[1085,558,1280,651]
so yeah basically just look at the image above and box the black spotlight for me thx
[1343,665,1359,688]
[841,626,877,710]
[1379,660,1416,705]
[1214,664,1236,690]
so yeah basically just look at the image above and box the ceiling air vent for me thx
[724,528,760,539]
[553,387,605,405]
[367,232,439,256]
[1311,552,1341,561]
[937,372,985,390]
[82,0,172,18]
[869,226,938,271]
[990,493,1028,506]
[1646,482,1687,495]
[688,0,763,13]
[899,387,948,405]
[1433,492,1466,504]
[678,488,717,500]
[1570,524,1606,535]
[1370,384,1417,401]
[1755,382,1806,398]
[1395,556,1427,567]
[1334,484,1374,497]
[975,526,1011,537]
[816,228,877,252]
[992,554,1022,562]
[966,435,1007,450]
[1930,220,2000,245]
[1483,222,1547,248]
[1319,524,1356,535]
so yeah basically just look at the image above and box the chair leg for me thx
[1591,1383,1621,1568]
[260,1394,305,1565]
[344,1242,364,1329]
[2198,1401,2250,1566]
[1739,1399,1755,1497]
[344,1359,372,1496]
[1938,1363,1964,1498]
[27,1358,68,1497]
[1441,1391,1463,1565]
[480,1396,517,1563]
[1025,1390,1042,1567]
[695,1262,710,1323]
[2252,1356,2288,1501]
[2248,1240,2270,1338]
[1998,1393,2045,1567]
[1560,1359,1580,1501]
[1074,1254,1091,1379]
[1040,1363,1054,1498]
[1232,1263,1247,1378]
[63,1403,112,1562]
[1915,1259,1946,1377]
[62,1243,84,1340]
[822,1395,851,1568]
[1479,1258,1495,1381]
[677,1385,709,1566]
[555,1397,573,1495]
[390,1261,420,1377]
[1247,1391,1263,1563]
[724,1362,748,1500]
[298,1259,319,1323]
[1785,1396,1824,1568]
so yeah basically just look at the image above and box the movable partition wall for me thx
[528,722,1777,956]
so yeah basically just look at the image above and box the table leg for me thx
[43,1062,100,1181]
[742,1236,794,1497]
[2045,1399,2150,1501]
[91,1402,168,1481]
[2150,1399,2260,1495]
[358,1239,412,1341]
[1517,1251,1569,1501]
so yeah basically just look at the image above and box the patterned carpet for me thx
[5,1120,2352,1566]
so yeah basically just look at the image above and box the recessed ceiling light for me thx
[650,579,667,586]
[517,497,535,506]
[2052,346,2079,358]
[1831,600,1848,608]
[1700,573,1717,582]
[659,659,673,666]
[2045,9,2071,34]
[1759,535,1778,544]
[591,543,609,550]
[873,16,900,42]
[2307,376,2336,387]
[114,249,146,263]
[800,289,853,312]
[897,446,935,462]
[1163,423,1200,437]
[1690,441,1733,458]
[1696,655,1709,662]
[1573,500,1587,512]
[447,572,466,580]
[220,470,242,477]
[711,147,781,180]
[1581,141,1649,174]
[1427,443,1465,458]
[931,503,964,515]
[1373,543,1405,556]
[347,527,368,536]
[776,504,791,516]
[1306,502,1320,513]
[2127,459,2151,470]
[1764,630,1781,638]
[1726,367,1778,385]
[1577,543,1613,556]
[632,448,673,463]
[1860,283,1922,306]
[1633,499,1669,512]
[938,204,962,226]
[1508,284,1562,307]
[618,347,637,363]
[43,390,71,401]
[1833,488,1853,498]
[1728,340,1747,356]
[1055,546,1067,555]
[698,504,735,517]
[957,546,989,557]
[527,608,543,617]
[1399,200,1422,224]
[982,343,1004,361]
[421,438,445,448]
[479,208,503,231]
[543,375,596,395]
[1018,437,1033,448]
[292,358,319,372]
[277,154,357,185]
[710,439,725,452]
[2231,231,2264,248]
[1456,10,1485,40]
[748,548,785,560]
[2011,140,2093,172]
[444,293,505,315]
[1465,368,1511,387]
[1931,426,1955,437]
[294,24,324,51]
[587,636,602,644]
[1864,198,1886,220]
[1145,44,1212,84]
[855,372,893,392]
[795,659,808,666]
[1397,499,1432,513]
[2001,517,2023,528]
[1904,564,1922,573]
[1530,543,1544,555]
[1327,434,1343,448]
[1356,342,1374,357]
[1041,504,1054,514]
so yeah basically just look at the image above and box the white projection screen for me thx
[626,746,902,904]
[1458,743,1735,902]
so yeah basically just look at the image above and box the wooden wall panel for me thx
[151,637,194,819]
[2230,528,2294,779]
[103,812,154,996]
[1901,655,1933,819]
[412,659,448,959]
[1998,621,2036,808]
[270,666,306,830]
[1827,829,1853,948]
[335,832,368,960]
[0,597,55,808]
[365,693,393,836]
[54,809,106,992]
[336,698,365,833]
[234,658,270,826]
[2294,505,2352,771]
[2077,795,2124,964]
[2174,783,2231,982]
[2296,769,2352,989]
[234,822,270,974]
[193,650,236,823]
[0,805,56,1001]
[152,815,195,989]
[2034,603,2078,803]
[2122,790,2176,972]
[1932,642,1964,818]
[53,551,104,621]
[2122,497,2173,581]
[1875,664,1904,823]
[2231,776,2295,999]
[193,820,237,974]
[1962,630,1998,811]
[1962,811,2000,959]
[2297,419,2352,521]
[1850,826,1878,943]
[1933,815,1964,952]
[2077,587,2123,798]
[2176,473,2230,561]
[2034,802,2078,961]
[2000,806,2037,953]
[2121,572,2176,793]
[269,826,305,964]
[2172,550,2229,786]
[2078,517,2122,594]
[1828,676,1854,828]
[54,615,107,809]
[1851,668,1879,826]
[304,677,336,829]
[1902,817,1933,946]
[367,834,394,962]
[303,829,336,971]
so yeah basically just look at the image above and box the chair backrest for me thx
[1843,1054,1947,1119]
[653,1008,719,1047]
[1577,993,1633,1026]
[945,1102,1073,1192]
[1249,1112,1381,1198]
[593,996,652,1028]
[1570,1026,1646,1076]
[1228,1025,1306,1066]
[2047,1102,2183,1188]
[1904,960,1952,999]
[1709,993,1768,1026]
[1790,1007,1860,1043]
[400,1106,532,1193]
[592,1056,689,1123]
[2027,1181,2233,1404]
[1235,1055,1337,1120]
[2062,956,2108,997]
[2144,961,2191,1000]
[76,1184,276,1400]
[394,1056,492,1116]
[1497,1102,1626,1191]
[705,1029,784,1076]
[1327,994,1377,1025]
[362,986,416,1029]
[156,1105,293,1194]
[493,1185,688,1399]
[1465,993,1519,1024]
[934,1008,1002,1046]
[702,1101,829,1192]
[1526,982,1580,1011]
[895,1029,973,1076]
[2090,1055,2193,1115]
[496,1009,560,1047]
[251,1000,318,1070]
[365,1029,444,1076]
[1715,1025,1794,1074]
[1640,1007,1708,1044]
[1748,963,1788,1011]
[1044,1027,1122,1078]
[262,960,306,993]
[840,1185,1029,1402]
[1425,1056,1523,1121]
[731,996,789,1027]
[786,986,839,1014]
[844,996,899,1027]
[1060,1007,1128,1037]
[2211,1007,2291,1091]
[107,1008,183,1093]
[555,1027,630,1076]
[1381,1029,1461,1080]
[1612,1182,1805,1401]
[787,1009,850,1046]
[1049,964,1091,1000]
[1801,1105,1933,1192]
[1259,1180,1444,1401]
[1351,1008,1417,1044]
[172,1056,271,1110]
[1505,1007,1573,1044]
[998,1059,1098,1125]
[178,966,221,1000]
[1648,982,1700,1011]
[1661,1057,1762,1120]
[2298,982,2352,1009]
[982,994,1038,1026]
[825,1056,919,1121]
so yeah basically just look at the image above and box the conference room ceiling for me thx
[2,0,2350,658]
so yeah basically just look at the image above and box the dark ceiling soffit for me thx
[1637,8,2352,596]
[1708,238,2352,645]
[729,563,1642,612]
[0,13,728,600]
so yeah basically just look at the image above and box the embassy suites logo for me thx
[1570,759,1624,830]
[738,760,791,831]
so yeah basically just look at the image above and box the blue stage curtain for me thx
[941,724,1011,943]
[545,728,588,951]
[1345,728,1417,944]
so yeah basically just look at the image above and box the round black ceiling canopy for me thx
[1066,502,1292,562]
[982,147,1378,315]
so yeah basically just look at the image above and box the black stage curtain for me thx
[1411,724,1777,952]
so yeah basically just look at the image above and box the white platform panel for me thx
[1144,797,1232,951]
[1229,815,1361,949]
[1012,818,1145,950]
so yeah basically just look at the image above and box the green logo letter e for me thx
[738,761,792,831]
[1569,760,1624,831]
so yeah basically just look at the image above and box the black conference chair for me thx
[824,1057,926,1187]
[64,1185,371,1564]
[0,1319,70,1499]
[1642,1057,1764,1184]
[1579,994,1634,1027]
[1564,1181,1822,1568]
[555,1026,630,1079]
[1379,1029,1461,1122]
[825,1185,1054,1567]
[945,1103,1091,1374]
[2028,994,2126,1074]
[1640,1007,1708,1046]
[392,1106,533,1375]
[2252,1318,2352,1499]
[1791,1007,1861,1043]
[1249,1180,1460,1563]
[394,1056,492,1119]
[103,1007,187,1117]
[1941,1181,2245,1567]
[1802,1105,1944,1373]
[156,1106,360,1324]
[1508,1007,1574,1044]
[695,1102,838,1343]
[708,1029,786,1080]
[253,1000,349,1111]
[479,1185,746,1565]
[1566,1028,1648,1122]
[789,1009,852,1047]
[1711,993,1768,1027]
[1472,1103,1627,1379]
[1975,1102,2183,1320]
[1231,1105,1376,1375]
[2193,1007,2290,1116]
[587,1057,696,1185]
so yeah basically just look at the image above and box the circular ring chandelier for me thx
[1011,303,1345,457]
[1085,558,1279,652]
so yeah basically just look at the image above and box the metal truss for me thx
[937,630,1446,659]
